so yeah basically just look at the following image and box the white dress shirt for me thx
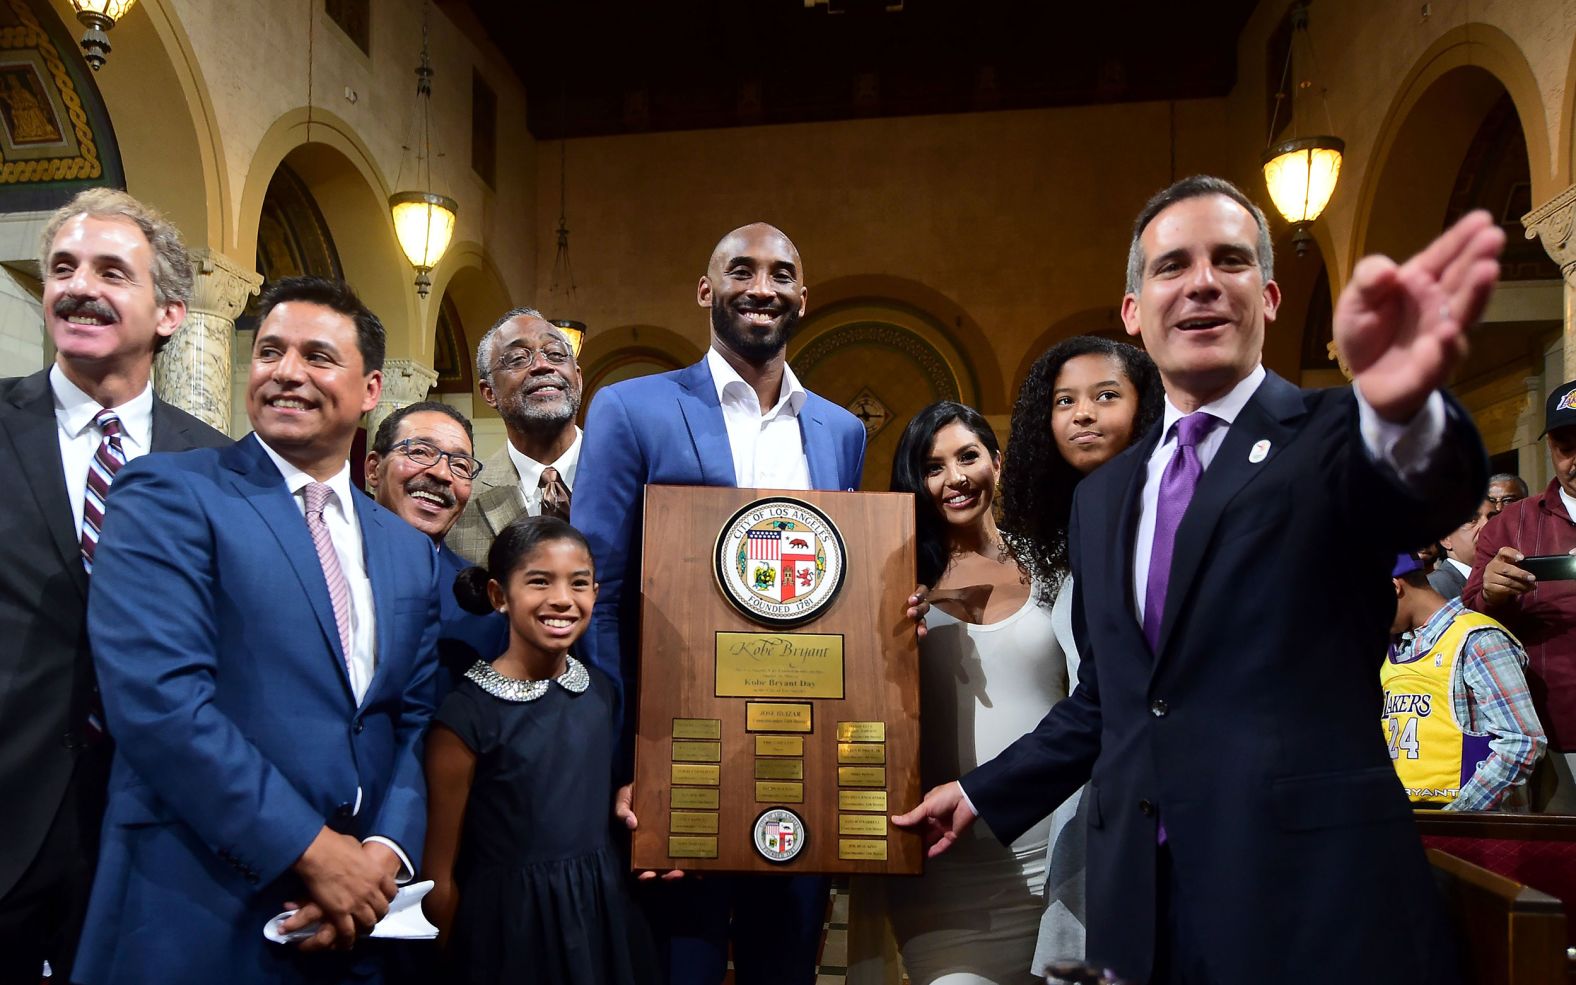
[256,439,412,879]
[52,364,154,536]
[1445,557,1472,580]
[507,426,582,515]
[706,347,812,490]
[1132,364,1446,624]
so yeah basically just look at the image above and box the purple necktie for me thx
[1143,412,1219,652]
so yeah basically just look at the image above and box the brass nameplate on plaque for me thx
[746,702,813,733]
[754,759,804,780]
[838,766,886,787]
[673,718,722,740]
[756,781,804,803]
[672,741,722,762]
[836,721,886,742]
[670,811,720,834]
[669,836,719,858]
[671,788,720,810]
[837,742,886,764]
[839,814,888,836]
[839,838,888,861]
[839,790,888,812]
[671,764,720,786]
[755,735,804,757]
[716,633,845,699]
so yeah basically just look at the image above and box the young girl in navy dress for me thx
[422,515,655,984]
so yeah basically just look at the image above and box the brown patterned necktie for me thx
[539,466,571,521]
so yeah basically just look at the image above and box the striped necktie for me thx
[80,409,127,573]
[303,481,354,667]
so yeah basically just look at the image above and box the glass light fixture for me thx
[549,319,587,357]
[70,0,138,70]
[1261,1,1343,256]
[388,11,456,298]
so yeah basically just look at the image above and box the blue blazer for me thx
[75,434,441,985]
[963,375,1484,985]
[574,357,865,735]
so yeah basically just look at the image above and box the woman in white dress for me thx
[852,339,1159,985]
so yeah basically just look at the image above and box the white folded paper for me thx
[264,880,438,943]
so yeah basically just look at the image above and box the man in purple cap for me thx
[1385,552,1543,810]
[1466,378,1576,808]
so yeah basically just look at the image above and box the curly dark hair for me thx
[890,401,1004,588]
[1000,336,1163,601]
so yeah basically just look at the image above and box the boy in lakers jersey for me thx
[1384,553,1546,809]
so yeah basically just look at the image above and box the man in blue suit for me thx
[576,223,865,985]
[76,277,441,983]
[365,399,508,700]
[897,177,1505,985]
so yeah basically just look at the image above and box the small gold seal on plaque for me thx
[753,808,807,863]
[838,766,886,787]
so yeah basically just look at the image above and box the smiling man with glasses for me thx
[366,399,506,708]
[446,308,583,564]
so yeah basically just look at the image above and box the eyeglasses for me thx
[491,346,572,374]
[390,438,482,480]
[1485,494,1524,508]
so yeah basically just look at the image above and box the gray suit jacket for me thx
[445,443,525,565]
[1427,560,1468,599]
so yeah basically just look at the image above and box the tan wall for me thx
[545,100,1234,413]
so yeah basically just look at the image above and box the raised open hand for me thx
[1334,209,1504,423]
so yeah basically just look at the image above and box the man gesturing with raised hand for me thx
[895,176,1502,985]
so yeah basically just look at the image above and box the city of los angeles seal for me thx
[752,807,807,863]
[714,497,846,627]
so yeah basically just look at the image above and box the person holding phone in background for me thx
[1465,378,1576,810]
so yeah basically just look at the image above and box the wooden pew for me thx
[1426,849,1566,984]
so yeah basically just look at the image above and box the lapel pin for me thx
[1248,439,1271,464]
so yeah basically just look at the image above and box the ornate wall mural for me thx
[238,163,343,331]
[0,0,122,210]
[433,292,472,393]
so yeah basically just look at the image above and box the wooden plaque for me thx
[630,485,922,874]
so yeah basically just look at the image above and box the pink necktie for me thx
[303,482,353,667]
[80,409,127,573]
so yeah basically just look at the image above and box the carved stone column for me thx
[154,250,262,434]
[368,359,439,441]
[1522,184,1576,380]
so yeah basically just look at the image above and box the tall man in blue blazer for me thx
[576,223,864,985]
[0,189,229,985]
[897,177,1505,985]
[76,277,441,984]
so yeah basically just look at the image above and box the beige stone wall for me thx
[545,99,1234,413]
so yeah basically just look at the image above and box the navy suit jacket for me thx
[0,369,227,902]
[75,434,441,984]
[434,541,509,700]
[574,357,866,737]
[963,375,1484,985]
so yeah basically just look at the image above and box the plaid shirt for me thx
[1400,598,1546,811]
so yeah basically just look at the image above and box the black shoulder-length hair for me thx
[889,400,1003,588]
[999,336,1162,601]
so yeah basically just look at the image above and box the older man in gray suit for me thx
[445,308,582,564]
